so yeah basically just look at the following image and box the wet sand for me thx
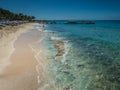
[0,23,41,90]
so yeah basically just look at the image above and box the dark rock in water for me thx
[65,63,72,69]
[62,71,70,74]
[77,64,84,68]
[65,21,80,24]
[65,21,95,24]
[80,21,95,24]
[46,21,58,24]
[54,41,65,57]
[48,21,57,24]
[114,51,120,55]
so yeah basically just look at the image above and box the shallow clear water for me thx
[42,20,120,90]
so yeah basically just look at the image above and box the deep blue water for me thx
[44,20,120,90]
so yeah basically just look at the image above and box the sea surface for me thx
[39,20,120,90]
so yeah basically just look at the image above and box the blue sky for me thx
[0,0,120,20]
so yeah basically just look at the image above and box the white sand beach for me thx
[0,23,47,90]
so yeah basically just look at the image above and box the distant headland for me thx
[0,8,95,29]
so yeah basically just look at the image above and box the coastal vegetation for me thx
[0,8,35,21]
[0,8,96,27]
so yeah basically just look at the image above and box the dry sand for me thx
[0,23,42,90]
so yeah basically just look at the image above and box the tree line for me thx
[0,8,35,21]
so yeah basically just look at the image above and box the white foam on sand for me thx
[28,25,48,88]
[0,31,19,73]
[61,41,70,64]
[30,25,58,90]
[0,24,34,74]
[30,37,51,90]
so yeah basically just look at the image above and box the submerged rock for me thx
[80,21,95,24]
[65,21,95,24]
[65,21,80,24]
[77,64,84,68]
[54,41,65,57]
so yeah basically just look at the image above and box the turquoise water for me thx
[43,20,120,90]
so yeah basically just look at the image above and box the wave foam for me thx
[61,41,70,64]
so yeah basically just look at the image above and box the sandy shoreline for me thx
[0,23,34,72]
[0,23,40,90]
